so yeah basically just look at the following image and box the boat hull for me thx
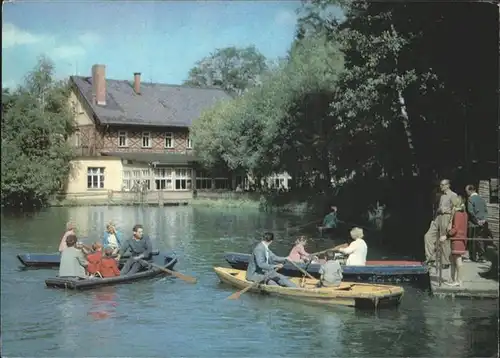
[44,255,177,290]
[17,249,160,268]
[221,252,428,285]
[214,267,404,310]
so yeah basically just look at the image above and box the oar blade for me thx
[172,271,197,284]
[227,291,242,300]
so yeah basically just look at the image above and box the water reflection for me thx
[88,287,118,320]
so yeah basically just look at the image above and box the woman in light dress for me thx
[336,227,368,266]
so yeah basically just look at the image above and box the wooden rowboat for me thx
[222,252,428,285]
[17,249,160,268]
[214,267,404,309]
[45,255,177,290]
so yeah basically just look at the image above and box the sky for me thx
[2,0,302,89]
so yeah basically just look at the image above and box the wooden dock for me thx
[430,261,498,299]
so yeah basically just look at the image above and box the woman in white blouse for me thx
[337,227,367,266]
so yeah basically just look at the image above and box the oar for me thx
[309,243,348,258]
[286,259,316,280]
[139,260,197,284]
[227,267,280,300]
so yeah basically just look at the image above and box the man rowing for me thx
[115,224,153,276]
[246,232,297,287]
[318,205,339,233]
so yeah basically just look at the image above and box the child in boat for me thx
[97,248,120,278]
[86,243,103,276]
[317,252,343,287]
[288,236,314,263]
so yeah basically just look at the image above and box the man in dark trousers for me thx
[116,224,153,275]
[246,232,296,287]
[465,185,489,263]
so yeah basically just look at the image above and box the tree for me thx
[1,56,75,208]
[184,46,268,95]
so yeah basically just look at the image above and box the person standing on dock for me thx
[116,224,153,276]
[246,232,297,287]
[465,185,488,263]
[439,195,468,286]
[424,179,457,268]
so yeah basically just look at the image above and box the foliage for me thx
[184,45,268,95]
[1,56,75,208]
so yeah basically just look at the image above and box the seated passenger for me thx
[59,234,88,278]
[288,236,312,263]
[246,232,297,288]
[98,248,121,278]
[317,253,343,287]
[86,242,103,276]
[103,223,122,255]
[58,221,76,253]
[337,227,367,266]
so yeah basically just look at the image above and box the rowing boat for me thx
[44,255,177,290]
[17,249,160,268]
[221,252,429,284]
[214,267,404,309]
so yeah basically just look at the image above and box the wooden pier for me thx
[430,261,498,299]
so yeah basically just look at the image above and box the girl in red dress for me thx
[440,196,468,286]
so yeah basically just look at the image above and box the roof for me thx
[101,152,198,165]
[71,76,232,128]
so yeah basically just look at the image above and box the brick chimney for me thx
[91,64,106,106]
[133,72,141,94]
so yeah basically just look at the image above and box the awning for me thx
[101,152,198,166]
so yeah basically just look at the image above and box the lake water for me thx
[1,206,498,357]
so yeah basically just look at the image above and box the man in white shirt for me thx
[337,227,368,266]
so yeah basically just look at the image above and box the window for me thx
[175,168,192,190]
[196,170,212,190]
[214,178,229,190]
[87,167,104,189]
[123,170,131,190]
[118,131,128,147]
[142,132,151,148]
[187,135,193,149]
[165,132,174,148]
[154,168,173,190]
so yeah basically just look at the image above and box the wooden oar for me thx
[286,259,316,280]
[227,267,280,300]
[139,260,197,284]
[309,243,348,258]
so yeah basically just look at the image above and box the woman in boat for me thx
[336,227,368,266]
[102,222,122,255]
[58,222,76,253]
[439,195,468,287]
[59,234,88,278]
[288,236,314,263]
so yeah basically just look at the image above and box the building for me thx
[64,64,291,203]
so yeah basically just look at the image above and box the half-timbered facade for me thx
[64,64,292,202]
